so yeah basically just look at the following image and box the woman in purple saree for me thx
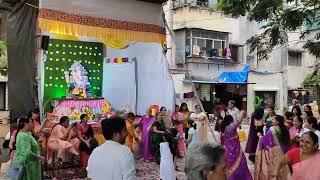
[255,115,291,180]
[221,111,253,180]
[141,108,155,161]
[245,107,265,163]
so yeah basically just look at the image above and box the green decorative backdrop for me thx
[44,39,104,108]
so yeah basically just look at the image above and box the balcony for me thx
[138,0,168,4]
[173,0,214,9]
[187,56,239,65]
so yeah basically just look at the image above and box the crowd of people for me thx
[4,98,320,180]
[244,99,320,180]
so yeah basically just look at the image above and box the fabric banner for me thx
[103,62,137,113]
[105,43,175,115]
[0,0,39,121]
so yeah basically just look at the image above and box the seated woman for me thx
[79,126,98,167]
[77,114,98,167]
[47,116,80,165]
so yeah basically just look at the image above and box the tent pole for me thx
[132,58,138,114]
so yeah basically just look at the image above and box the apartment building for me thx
[165,0,258,113]
[165,0,319,114]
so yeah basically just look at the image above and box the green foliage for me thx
[218,0,320,60]
[303,70,320,86]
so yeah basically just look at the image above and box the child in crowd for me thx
[174,121,186,158]
[132,124,143,160]
[160,132,176,180]
[173,120,186,171]
[125,112,138,150]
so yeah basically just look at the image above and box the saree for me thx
[291,153,320,180]
[223,121,253,180]
[190,112,208,142]
[255,127,290,180]
[141,115,155,161]
[245,116,264,162]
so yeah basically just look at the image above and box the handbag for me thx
[7,163,24,180]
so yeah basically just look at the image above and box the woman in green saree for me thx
[12,117,44,180]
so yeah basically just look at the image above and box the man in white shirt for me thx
[87,116,137,180]
[227,100,240,121]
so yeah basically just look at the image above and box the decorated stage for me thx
[52,97,112,120]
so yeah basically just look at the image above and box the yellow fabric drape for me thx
[39,18,166,44]
[100,39,129,49]
[52,33,78,41]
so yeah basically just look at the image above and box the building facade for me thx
[165,0,319,114]
[165,0,258,113]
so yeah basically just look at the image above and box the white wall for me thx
[247,72,285,114]
[104,43,175,115]
[172,73,198,112]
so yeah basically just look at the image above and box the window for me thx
[186,29,228,58]
[229,45,243,62]
[197,0,209,6]
[288,51,302,66]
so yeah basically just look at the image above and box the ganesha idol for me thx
[64,61,91,98]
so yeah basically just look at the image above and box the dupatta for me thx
[291,153,320,180]
[255,127,290,180]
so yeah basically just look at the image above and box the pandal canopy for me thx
[38,0,166,46]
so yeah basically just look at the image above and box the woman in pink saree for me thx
[141,108,155,161]
[273,131,320,180]
[47,116,79,164]
[255,115,291,180]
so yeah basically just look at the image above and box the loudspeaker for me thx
[41,36,50,50]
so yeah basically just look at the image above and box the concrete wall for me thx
[172,73,197,111]
[247,72,285,114]
[187,62,247,79]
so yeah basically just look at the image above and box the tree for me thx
[216,0,320,60]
